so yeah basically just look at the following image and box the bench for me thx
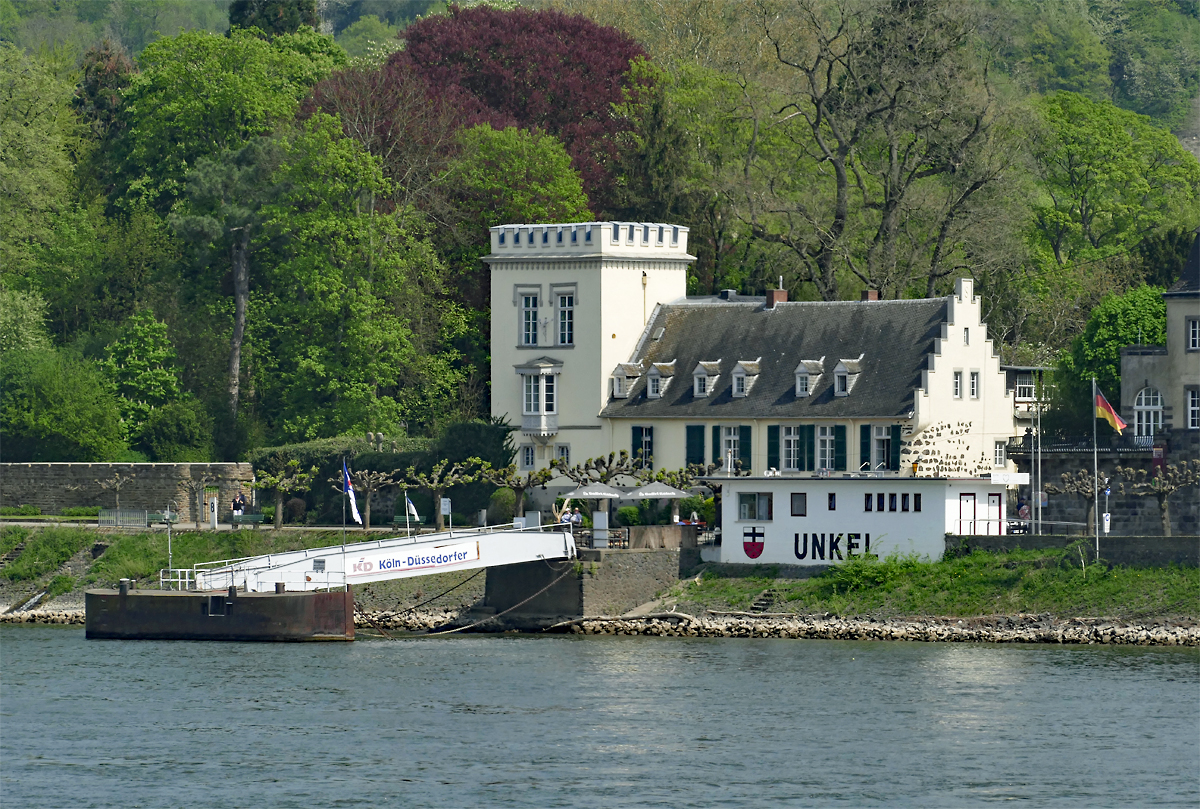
[392,516,427,533]
[231,513,267,529]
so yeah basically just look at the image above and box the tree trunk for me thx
[196,488,204,530]
[227,226,251,422]
[362,487,371,530]
[514,486,526,518]
[274,489,283,531]
[433,486,444,531]
[1159,495,1172,537]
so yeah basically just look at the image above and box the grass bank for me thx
[671,546,1199,621]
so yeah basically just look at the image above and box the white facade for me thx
[486,222,693,468]
[715,476,1007,566]
[487,222,1021,485]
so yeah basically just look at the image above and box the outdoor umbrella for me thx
[621,482,690,499]
[561,482,624,499]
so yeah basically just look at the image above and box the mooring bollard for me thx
[275,582,285,594]
[118,579,129,595]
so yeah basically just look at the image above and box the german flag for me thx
[1095,388,1127,435]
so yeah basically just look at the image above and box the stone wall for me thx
[948,534,1200,567]
[0,463,254,523]
[1010,429,1199,536]
[484,548,685,619]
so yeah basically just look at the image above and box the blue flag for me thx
[342,460,362,525]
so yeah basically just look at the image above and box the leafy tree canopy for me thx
[230,0,320,39]
[103,310,183,432]
[0,287,52,353]
[113,26,345,212]
[396,3,649,214]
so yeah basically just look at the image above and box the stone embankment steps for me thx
[749,589,780,614]
[0,543,26,572]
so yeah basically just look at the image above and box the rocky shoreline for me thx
[7,606,1198,646]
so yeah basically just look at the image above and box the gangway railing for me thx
[157,521,575,592]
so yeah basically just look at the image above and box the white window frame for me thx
[963,327,969,345]
[994,440,1006,467]
[694,374,709,398]
[522,374,557,415]
[556,291,574,346]
[1134,387,1163,438]
[734,374,746,396]
[648,374,665,398]
[1188,318,1200,351]
[613,375,627,398]
[1188,390,1200,430]
[520,293,539,346]
[556,444,571,465]
[795,373,810,397]
[737,492,773,521]
[970,371,979,399]
[520,445,535,470]
[872,425,891,471]
[835,373,848,395]
[817,425,834,471]
[722,426,739,464]
[953,371,963,398]
[783,425,801,472]
[1015,373,1034,401]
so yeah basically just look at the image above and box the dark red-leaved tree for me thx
[303,61,464,216]
[394,3,650,215]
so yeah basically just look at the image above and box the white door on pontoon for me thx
[986,493,1002,536]
[959,493,976,535]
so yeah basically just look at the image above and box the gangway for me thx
[164,522,576,593]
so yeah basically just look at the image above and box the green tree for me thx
[112,26,344,213]
[253,114,468,440]
[1052,284,1166,433]
[0,348,126,461]
[102,310,183,432]
[135,398,214,462]
[0,287,52,353]
[335,14,398,59]
[0,43,79,280]
[1029,92,1200,269]
[229,0,320,39]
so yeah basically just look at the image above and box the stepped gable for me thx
[1164,233,1199,297]
[600,296,949,419]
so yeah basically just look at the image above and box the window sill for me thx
[515,344,573,350]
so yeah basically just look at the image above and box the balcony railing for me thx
[1006,433,1158,455]
[521,413,558,437]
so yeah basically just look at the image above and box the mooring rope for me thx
[425,563,577,636]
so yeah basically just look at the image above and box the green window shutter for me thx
[632,426,641,464]
[646,426,654,470]
[739,425,752,472]
[834,425,847,471]
[712,425,721,465]
[890,425,902,471]
[860,425,871,471]
[802,425,815,471]
[767,425,780,470]
[686,425,704,465]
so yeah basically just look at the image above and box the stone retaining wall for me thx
[949,534,1200,567]
[0,463,254,523]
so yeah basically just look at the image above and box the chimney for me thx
[861,289,879,301]
[718,289,737,300]
[766,289,788,309]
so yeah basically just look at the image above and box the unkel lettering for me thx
[794,533,870,561]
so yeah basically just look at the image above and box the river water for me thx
[2,626,1197,808]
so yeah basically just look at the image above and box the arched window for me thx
[1134,387,1163,440]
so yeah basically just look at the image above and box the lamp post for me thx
[166,499,178,588]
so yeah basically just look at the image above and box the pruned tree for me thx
[1044,469,1105,534]
[485,464,556,519]
[403,458,486,531]
[327,467,397,530]
[180,473,216,529]
[256,459,317,529]
[1117,461,1200,538]
[651,462,722,490]
[95,472,135,509]
[553,451,648,486]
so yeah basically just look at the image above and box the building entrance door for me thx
[959,493,976,535]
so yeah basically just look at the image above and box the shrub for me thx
[616,505,641,526]
[135,398,214,461]
[61,506,101,517]
[0,527,92,581]
[0,505,41,516]
[46,574,74,597]
[284,497,306,524]
[487,488,515,524]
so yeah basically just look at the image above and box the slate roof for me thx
[1164,234,1199,297]
[600,297,950,420]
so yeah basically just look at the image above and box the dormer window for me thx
[692,361,720,398]
[584,226,592,244]
[611,363,642,399]
[499,231,506,245]
[556,228,563,244]
[571,228,578,244]
[731,358,761,398]
[833,355,864,397]
[646,362,675,400]
[794,357,824,398]
[649,375,663,397]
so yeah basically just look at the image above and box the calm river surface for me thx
[2,625,1197,808]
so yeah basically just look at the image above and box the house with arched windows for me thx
[1120,235,1200,444]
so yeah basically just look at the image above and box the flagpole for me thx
[342,456,347,548]
[1092,378,1099,561]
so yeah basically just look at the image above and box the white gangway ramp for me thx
[188,524,576,593]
